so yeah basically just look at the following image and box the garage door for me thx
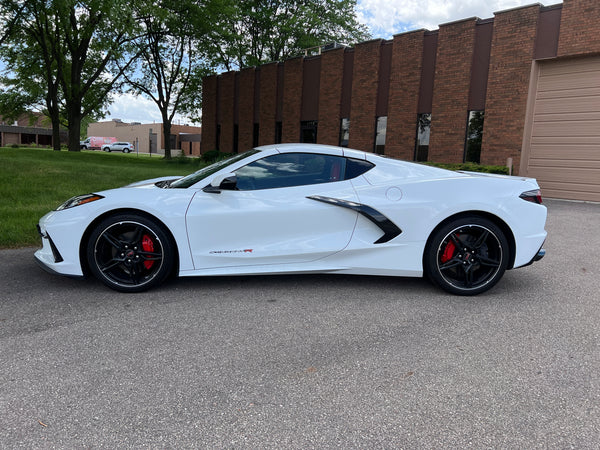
[521,56,600,202]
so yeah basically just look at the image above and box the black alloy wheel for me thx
[425,216,509,295]
[86,214,175,292]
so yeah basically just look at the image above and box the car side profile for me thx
[102,142,132,153]
[35,144,547,295]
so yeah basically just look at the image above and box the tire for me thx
[86,213,175,293]
[123,148,130,153]
[424,216,509,296]
[103,147,110,152]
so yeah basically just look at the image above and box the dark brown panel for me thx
[234,73,239,123]
[341,49,354,118]
[216,75,222,123]
[258,62,279,145]
[376,41,393,117]
[535,5,561,59]
[253,69,260,123]
[276,63,284,121]
[418,31,438,113]
[301,57,321,121]
[468,21,493,110]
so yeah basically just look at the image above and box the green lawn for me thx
[0,147,202,248]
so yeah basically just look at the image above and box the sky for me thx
[105,0,562,125]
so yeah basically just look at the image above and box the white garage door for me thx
[521,56,600,202]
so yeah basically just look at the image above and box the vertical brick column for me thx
[558,0,600,56]
[258,63,278,146]
[481,5,539,169]
[429,19,477,163]
[317,48,345,146]
[282,57,304,143]
[348,39,383,152]
[386,30,425,160]
[200,75,217,153]
[219,71,235,154]
[238,67,255,152]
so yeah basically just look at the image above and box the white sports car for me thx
[35,144,547,295]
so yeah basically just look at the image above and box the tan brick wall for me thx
[429,19,476,163]
[281,57,304,143]
[481,5,539,170]
[558,0,600,57]
[348,39,383,152]
[317,48,345,146]
[238,68,255,152]
[386,30,425,160]
[201,76,217,153]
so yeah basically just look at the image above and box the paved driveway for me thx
[0,199,598,448]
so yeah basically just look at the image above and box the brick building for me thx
[201,0,600,202]
[0,114,66,147]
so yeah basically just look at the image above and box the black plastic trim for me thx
[307,195,402,244]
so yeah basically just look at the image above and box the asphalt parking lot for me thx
[0,199,598,448]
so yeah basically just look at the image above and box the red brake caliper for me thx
[142,235,155,269]
[441,240,456,263]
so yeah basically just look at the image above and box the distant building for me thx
[202,0,600,202]
[0,114,67,147]
[87,119,202,156]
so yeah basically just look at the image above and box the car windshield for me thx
[169,149,261,189]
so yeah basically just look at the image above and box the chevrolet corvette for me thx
[35,143,547,295]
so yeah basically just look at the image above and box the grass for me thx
[0,147,203,248]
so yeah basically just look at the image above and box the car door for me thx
[185,152,360,270]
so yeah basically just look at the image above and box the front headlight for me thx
[55,193,104,211]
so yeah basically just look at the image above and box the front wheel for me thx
[424,217,509,295]
[103,147,110,152]
[86,214,175,292]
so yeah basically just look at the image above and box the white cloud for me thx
[357,0,562,38]
[104,92,193,126]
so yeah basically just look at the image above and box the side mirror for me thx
[204,172,237,193]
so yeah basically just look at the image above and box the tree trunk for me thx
[67,105,82,152]
[162,114,172,159]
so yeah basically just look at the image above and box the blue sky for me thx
[104,0,561,124]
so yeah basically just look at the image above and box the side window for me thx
[235,153,347,190]
[345,158,374,180]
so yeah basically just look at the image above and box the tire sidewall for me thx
[424,216,509,296]
[86,213,175,293]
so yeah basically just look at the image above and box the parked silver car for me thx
[102,142,133,153]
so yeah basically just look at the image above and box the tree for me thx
[207,0,371,71]
[122,0,214,159]
[0,0,139,151]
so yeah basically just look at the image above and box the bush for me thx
[424,161,509,175]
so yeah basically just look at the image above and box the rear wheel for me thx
[86,214,175,292]
[424,216,508,295]
[123,148,130,153]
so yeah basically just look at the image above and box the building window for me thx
[253,123,259,148]
[300,120,318,143]
[465,110,484,163]
[275,122,282,144]
[374,116,387,155]
[339,118,350,147]
[233,124,239,154]
[216,124,221,151]
[415,113,431,162]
